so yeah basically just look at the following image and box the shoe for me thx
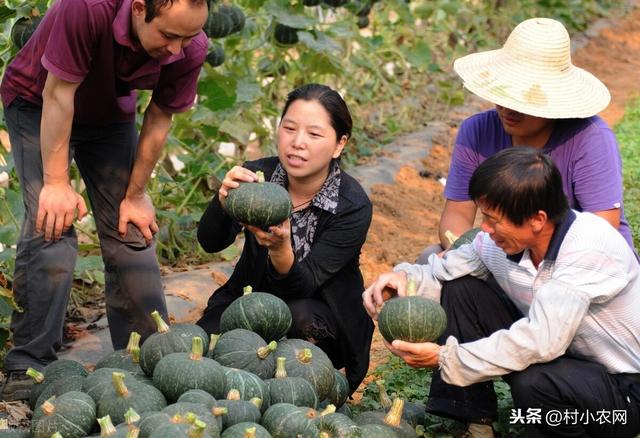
[0,370,33,402]
[462,422,494,438]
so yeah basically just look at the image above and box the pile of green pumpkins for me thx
[7,286,427,437]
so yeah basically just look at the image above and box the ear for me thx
[332,135,348,159]
[131,0,146,18]
[529,210,548,233]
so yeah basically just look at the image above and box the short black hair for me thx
[144,0,207,22]
[280,83,353,142]
[469,147,569,226]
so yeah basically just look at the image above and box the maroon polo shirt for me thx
[0,0,207,125]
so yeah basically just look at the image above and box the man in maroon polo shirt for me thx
[0,0,208,401]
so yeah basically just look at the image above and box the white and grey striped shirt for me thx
[395,210,640,387]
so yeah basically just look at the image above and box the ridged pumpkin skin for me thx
[212,329,277,379]
[358,424,399,437]
[204,8,234,38]
[220,4,245,34]
[220,287,292,342]
[95,332,145,377]
[139,312,209,376]
[377,296,446,343]
[316,412,362,437]
[34,374,85,408]
[149,421,213,438]
[450,227,481,250]
[221,422,271,438]
[223,171,292,228]
[274,339,335,401]
[152,337,226,401]
[83,368,144,403]
[216,393,262,429]
[354,399,417,438]
[177,388,217,408]
[273,24,299,46]
[31,391,96,438]
[325,370,350,408]
[97,373,167,425]
[29,359,89,408]
[222,368,270,408]
[260,403,319,438]
[265,375,318,409]
[161,402,222,436]
[206,43,226,68]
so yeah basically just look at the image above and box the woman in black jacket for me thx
[196,84,374,393]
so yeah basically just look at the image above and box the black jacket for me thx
[196,157,374,392]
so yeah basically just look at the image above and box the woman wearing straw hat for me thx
[412,18,637,437]
[417,17,634,265]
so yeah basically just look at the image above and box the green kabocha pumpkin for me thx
[221,422,271,438]
[10,16,43,49]
[31,391,96,438]
[149,415,212,438]
[211,329,277,379]
[96,332,145,377]
[302,0,322,5]
[29,359,89,408]
[220,4,245,34]
[357,423,399,437]
[161,403,224,436]
[264,357,318,409]
[222,368,270,408]
[272,24,299,46]
[260,403,319,438]
[153,336,226,401]
[316,408,362,438]
[376,380,425,428]
[356,16,369,29]
[97,372,167,425]
[323,0,349,6]
[223,171,292,228]
[96,414,141,438]
[139,310,209,376]
[177,389,217,408]
[215,389,262,429]
[354,398,417,438]
[33,373,86,409]
[204,7,234,38]
[83,368,145,403]
[274,339,335,401]
[323,370,350,408]
[0,418,30,438]
[449,227,482,250]
[220,285,292,342]
[206,43,226,68]
[377,279,447,344]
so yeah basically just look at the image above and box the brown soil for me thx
[356,5,640,396]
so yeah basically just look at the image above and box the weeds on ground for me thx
[616,98,640,250]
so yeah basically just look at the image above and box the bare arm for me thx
[118,100,173,243]
[593,208,621,230]
[38,73,87,240]
[438,199,477,250]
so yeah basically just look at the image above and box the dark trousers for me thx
[427,276,640,437]
[4,98,168,371]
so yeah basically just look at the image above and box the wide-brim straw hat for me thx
[453,18,610,119]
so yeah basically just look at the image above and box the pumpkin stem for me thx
[190,336,204,361]
[384,398,405,427]
[0,418,8,429]
[226,388,241,400]
[208,334,220,356]
[26,367,45,384]
[320,404,336,416]
[249,397,262,409]
[124,407,141,425]
[150,310,170,334]
[130,346,141,364]
[98,415,118,437]
[255,171,265,183]
[127,428,141,438]
[212,406,228,417]
[319,433,331,438]
[257,340,277,359]
[112,372,130,397]
[406,277,417,297]
[243,285,253,295]
[188,419,208,438]
[274,356,287,378]
[184,412,198,424]
[41,397,56,415]
[244,427,257,438]
[51,434,64,438]
[297,348,313,364]
[125,332,141,354]
[376,379,393,410]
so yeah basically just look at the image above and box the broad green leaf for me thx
[298,31,342,56]
[264,2,314,28]
[219,117,255,144]
[198,72,237,112]
[403,40,432,71]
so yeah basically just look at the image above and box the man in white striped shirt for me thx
[363,148,640,437]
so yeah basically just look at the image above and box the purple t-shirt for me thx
[445,109,634,249]
[0,0,207,125]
